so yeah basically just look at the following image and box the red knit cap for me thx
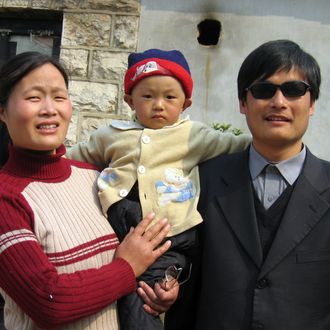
[124,49,193,98]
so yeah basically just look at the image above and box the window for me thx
[0,9,63,68]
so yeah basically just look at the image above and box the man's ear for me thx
[124,94,134,109]
[309,100,315,117]
[0,105,5,122]
[239,99,247,114]
[182,98,192,112]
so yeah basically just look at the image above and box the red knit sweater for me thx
[0,145,136,329]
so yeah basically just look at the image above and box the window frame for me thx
[0,9,63,66]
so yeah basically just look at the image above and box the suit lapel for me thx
[215,151,263,268]
[260,150,330,277]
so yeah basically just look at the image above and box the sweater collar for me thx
[2,144,71,180]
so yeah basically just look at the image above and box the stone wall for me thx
[0,0,141,145]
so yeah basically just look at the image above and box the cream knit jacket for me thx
[67,118,251,236]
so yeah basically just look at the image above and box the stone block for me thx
[31,0,62,9]
[69,80,118,113]
[80,0,140,12]
[62,13,111,47]
[60,48,89,78]
[5,0,29,6]
[65,111,79,146]
[91,51,127,81]
[113,15,139,49]
[78,114,117,142]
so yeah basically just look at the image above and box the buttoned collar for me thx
[249,144,306,185]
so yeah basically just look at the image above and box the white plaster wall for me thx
[138,0,330,160]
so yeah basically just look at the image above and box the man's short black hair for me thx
[237,39,321,102]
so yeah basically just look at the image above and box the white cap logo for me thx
[131,61,160,81]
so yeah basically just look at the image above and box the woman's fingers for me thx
[115,213,171,277]
[134,213,171,249]
[152,239,171,258]
[142,217,170,242]
[133,212,156,236]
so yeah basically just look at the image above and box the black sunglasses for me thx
[246,80,311,99]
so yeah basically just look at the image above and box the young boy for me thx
[67,49,251,329]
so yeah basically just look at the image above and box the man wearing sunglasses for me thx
[191,39,330,330]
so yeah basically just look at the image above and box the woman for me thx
[0,52,175,329]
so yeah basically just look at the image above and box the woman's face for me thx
[0,63,72,154]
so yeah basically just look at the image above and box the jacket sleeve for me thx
[190,122,251,163]
[66,125,113,168]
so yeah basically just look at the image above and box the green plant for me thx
[211,122,243,136]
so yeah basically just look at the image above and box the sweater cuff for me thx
[108,257,136,297]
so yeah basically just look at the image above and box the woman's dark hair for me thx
[0,52,69,167]
[237,39,321,102]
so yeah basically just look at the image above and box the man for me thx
[195,40,330,329]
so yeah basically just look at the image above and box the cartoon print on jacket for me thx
[155,168,195,206]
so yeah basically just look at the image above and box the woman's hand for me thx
[137,280,179,315]
[115,213,171,277]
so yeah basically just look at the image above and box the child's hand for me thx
[137,280,179,315]
[115,213,171,277]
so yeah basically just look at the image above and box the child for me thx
[67,49,251,329]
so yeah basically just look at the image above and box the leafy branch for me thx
[211,123,243,136]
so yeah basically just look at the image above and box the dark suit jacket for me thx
[194,148,330,330]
